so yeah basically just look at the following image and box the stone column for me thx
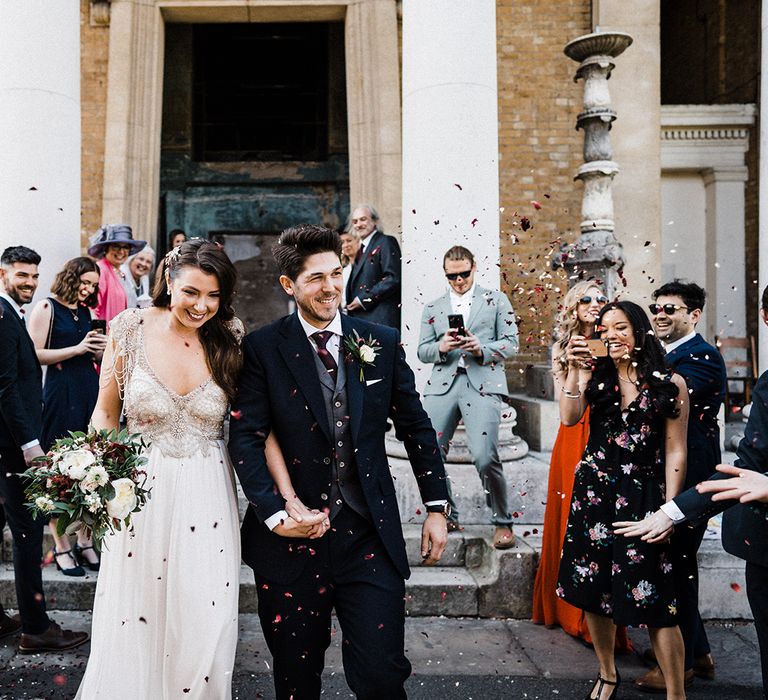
[559,32,632,297]
[592,1,661,303]
[0,1,81,295]
[401,0,500,380]
[345,0,402,233]
[703,168,748,339]
[102,0,165,243]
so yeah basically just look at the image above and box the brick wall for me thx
[80,0,110,249]
[496,0,592,389]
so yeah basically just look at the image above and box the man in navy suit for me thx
[344,204,401,328]
[229,225,448,699]
[0,246,88,652]
[631,281,726,691]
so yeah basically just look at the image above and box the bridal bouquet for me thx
[23,429,151,544]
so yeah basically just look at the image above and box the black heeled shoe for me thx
[74,543,100,572]
[585,669,620,700]
[53,547,85,577]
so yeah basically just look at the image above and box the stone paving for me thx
[0,612,762,699]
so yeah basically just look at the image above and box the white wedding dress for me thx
[76,309,241,699]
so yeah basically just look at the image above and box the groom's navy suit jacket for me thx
[0,297,42,460]
[229,312,448,585]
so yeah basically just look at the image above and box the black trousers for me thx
[254,507,410,700]
[671,521,710,669]
[0,448,49,634]
[746,561,768,698]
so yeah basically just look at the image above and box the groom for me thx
[229,224,449,699]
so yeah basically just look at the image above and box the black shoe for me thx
[53,547,85,577]
[0,613,21,640]
[74,543,100,572]
[585,669,620,700]
[19,621,89,654]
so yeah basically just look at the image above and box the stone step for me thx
[0,525,536,618]
[0,530,751,619]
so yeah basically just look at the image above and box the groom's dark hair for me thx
[273,224,342,280]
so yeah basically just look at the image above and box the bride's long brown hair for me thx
[152,240,242,400]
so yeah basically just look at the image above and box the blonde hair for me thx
[554,280,605,353]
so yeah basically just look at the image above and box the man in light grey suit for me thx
[417,246,519,548]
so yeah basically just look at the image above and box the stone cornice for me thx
[660,104,756,171]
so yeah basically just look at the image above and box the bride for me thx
[76,240,326,699]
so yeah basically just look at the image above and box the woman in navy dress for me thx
[28,257,107,575]
[556,301,690,700]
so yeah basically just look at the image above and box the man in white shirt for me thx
[417,246,519,548]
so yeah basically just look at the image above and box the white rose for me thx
[105,478,137,520]
[35,496,55,513]
[79,465,109,493]
[359,345,376,363]
[58,449,96,481]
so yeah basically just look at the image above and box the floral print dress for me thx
[557,382,678,628]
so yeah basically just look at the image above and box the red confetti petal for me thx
[730,582,742,593]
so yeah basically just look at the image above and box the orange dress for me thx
[532,406,632,652]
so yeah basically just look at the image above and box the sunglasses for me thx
[578,295,608,305]
[648,303,690,316]
[445,270,472,281]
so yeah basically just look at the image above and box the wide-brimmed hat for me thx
[87,224,147,258]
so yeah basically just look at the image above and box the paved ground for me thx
[0,612,762,699]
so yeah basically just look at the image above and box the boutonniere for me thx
[344,330,381,381]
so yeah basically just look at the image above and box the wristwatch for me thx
[425,502,452,518]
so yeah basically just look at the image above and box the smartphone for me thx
[90,319,107,335]
[447,314,466,337]
[585,338,608,357]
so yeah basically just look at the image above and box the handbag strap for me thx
[45,297,56,349]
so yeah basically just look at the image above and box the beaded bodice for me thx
[104,309,241,458]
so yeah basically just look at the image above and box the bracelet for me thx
[561,387,582,399]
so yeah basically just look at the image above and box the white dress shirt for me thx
[663,331,696,354]
[0,293,40,450]
[449,282,475,369]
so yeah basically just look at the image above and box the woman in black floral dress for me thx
[557,301,689,700]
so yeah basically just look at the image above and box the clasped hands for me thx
[273,495,331,539]
[273,495,448,566]
[438,330,482,357]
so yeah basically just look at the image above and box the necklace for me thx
[617,369,637,384]
[166,319,199,349]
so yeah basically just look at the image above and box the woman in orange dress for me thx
[532,281,632,653]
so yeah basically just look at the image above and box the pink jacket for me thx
[95,257,128,326]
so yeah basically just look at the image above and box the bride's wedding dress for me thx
[76,309,241,699]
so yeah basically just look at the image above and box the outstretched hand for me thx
[613,509,675,544]
[420,513,448,565]
[696,464,768,504]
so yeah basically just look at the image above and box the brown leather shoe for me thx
[693,652,715,680]
[493,526,516,549]
[633,666,694,693]
[18,621,89,654]
[0,613,21,640]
